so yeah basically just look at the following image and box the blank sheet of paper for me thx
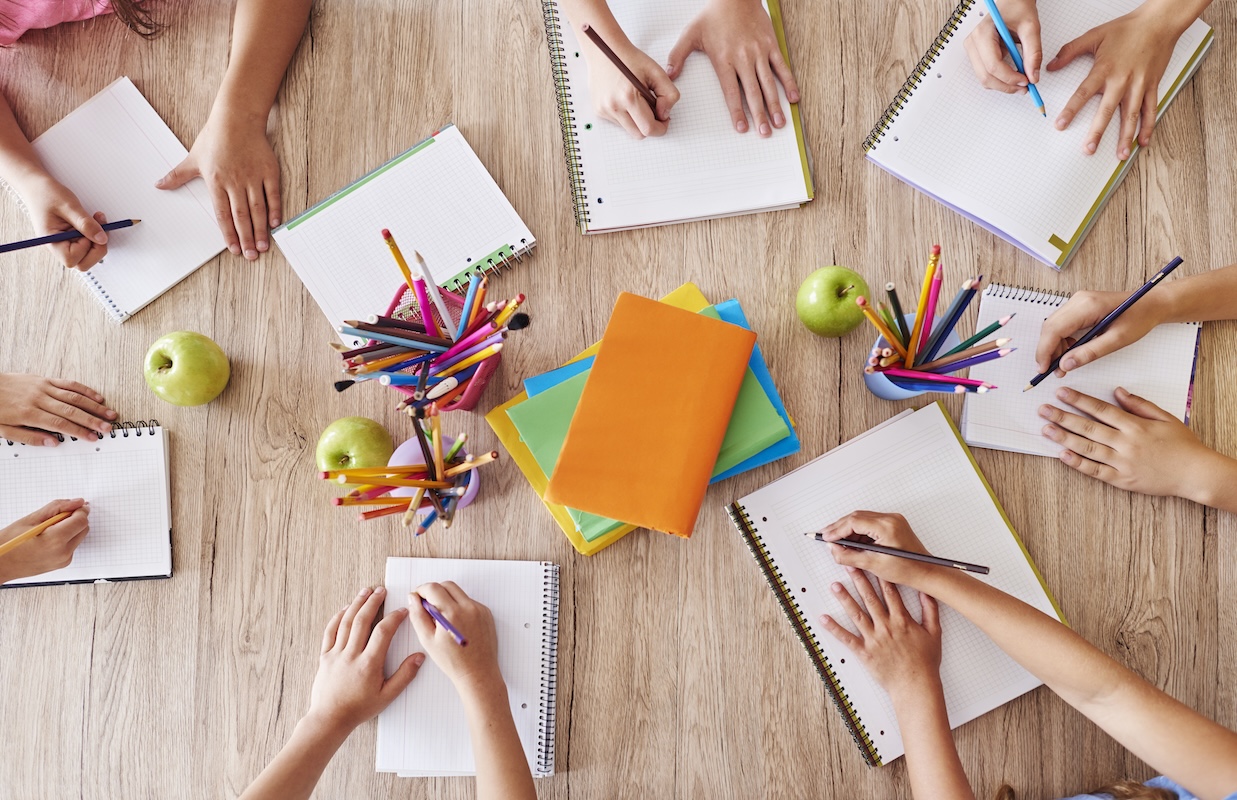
[866,0,1211,267]
[32,77,224,322]
[962,284,1200,456]
[272,125,534,343]
[735,404,1061,763]
[377,558,557,777]
[1,427,172,586]
[551,0,812,231]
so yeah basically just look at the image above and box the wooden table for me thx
[1,2,1233,798]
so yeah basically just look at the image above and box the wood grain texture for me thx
[0,0,1234,798]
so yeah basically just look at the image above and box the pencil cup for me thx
[384,284,501,412]
[863,313,960,401]
[388,434,481,517]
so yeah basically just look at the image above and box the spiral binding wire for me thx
[443,240,537,292]
[726,503,883,767]
[862,0,975,152]
[984,282,1069,307]
[2,420,160,446]
[541,0,590,232]
[77,268,129,323]
[536,562,561,776]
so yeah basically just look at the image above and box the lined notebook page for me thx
[31,77,224,321]
[1,427,172,586]
[273,124,534,342]
[735,404,1060,763]
[552,0,811,231]
[962,284,1200,456]
[867,0,1211,267]
[377,558,553,777]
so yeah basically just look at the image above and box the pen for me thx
[982,0,1046,116]
[0,219,140,254]
[814,533,991,575]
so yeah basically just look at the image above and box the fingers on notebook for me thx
[210,183,242,257]
[334,586,374,650]
[831,579,874,633]
[964,26,1026,93]
[346,586,387,654]
[919,593,941,636]
[819,613,860,649]
[0,425,58,448]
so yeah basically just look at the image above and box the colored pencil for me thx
[879,354,904,368]
[927,347,1015,373]
[920,278,975,363]
[916,338,1011,371]
[321,465,430,478]
[382,228,418,297]
[885,282,912,345]
[333,496,413,507]
[886,378,968,394]
[905,245,940,367]
[0,511,73,558]
[879,367,991,388]
[425,379,469,409]
[435,343,503,379]
[918,265,944,358]
[0,219,140,254]
[456,274,481,340]
[359,504,411,521]
[814,533,990,574]
[412,274,439,337]
[431,332,505,373]
[337,326,449,352]
[420,597,468,645]
[444,450,499,477]
[943,314,1016,357]
[367,315,428,334]
[856,296,909,360]
[982,0,1046,117]
[402,487,427,527]
[1025,256,1184,391]
[468,278,488,329]
[414,251,457,341]
[431,411,444,480]
[344,320,452,348]
[878,303,899,341]
[492,294,526,329]
[412,419,436,480]
[580,24,658,111]
[414,509,439,536]
[335,476,452,489]
[444,433,468,462]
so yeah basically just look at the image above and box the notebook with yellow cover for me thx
[546,293,755,537]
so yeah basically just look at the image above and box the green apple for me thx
[315,417,393,472]
[143,331,230,406]
[796,266,871,338]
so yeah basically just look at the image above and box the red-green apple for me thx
[315,417,393,472]
[796,266,871,337]
[143,331,231,406]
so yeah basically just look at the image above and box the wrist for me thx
[1186,451,1237,511]
[208,82,274,135]
[888,673,946,712]
[1138,0,1207,37]
[298,709,357,748]
[455,670,509,709]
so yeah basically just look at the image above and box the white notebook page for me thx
[735,404,1060,763]
[377,558,553,777]
[867,0,1211,267]
[552,0,811,231]
[1,426,172,586]
[962,284,1200,456]
[273,125,534,343]
[31,77,224,321]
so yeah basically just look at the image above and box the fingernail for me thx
[1042,425,1059,439]
[831,582,844,593]
[413,653,426,666]
[1018,80,1027,87]
[271,217,281,227]
[1119,148,1129,160]
[94,234,108,244]
[1037,405,1051,419]
[106,410,118,420]
[1055,118,1067,130]
[773,112,784,126]
[1061,356,1077,370]
[44,437,57,447]
[1085,141,1097,154]
[374,586,386,596]
[789,91,800,102]
[736,120,747,132]
[1060,451,1076,464]
[98,422,111,432]
[1056,388,1071,400]
[257,240,269,252]
[244,249,258,259]
[665,64,673,73]
[1115,386,1128,397]
[358,586,371,597]
[759,123,771,136]
[229,244,241,255]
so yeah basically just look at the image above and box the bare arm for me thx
[460,681,539,800]
[1155,263,1237,324]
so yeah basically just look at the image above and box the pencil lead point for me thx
[1022,384,1033,392]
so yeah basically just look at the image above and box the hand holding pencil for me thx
[0,499,91,584]
[576,20,680,138]
[409,583,502,689]
[818,510,964,590]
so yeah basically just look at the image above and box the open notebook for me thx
[727,403,1063,766]
[28,77,225,321]
[273,124,535,345]
[541,0,813,232]
[962,283,1201,456]
[0,422,172,587]
[863,0,1213,269]
[377,558,559,777]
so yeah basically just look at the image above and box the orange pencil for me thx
[360,505,411,521]
[0,511,73,558]
[905,244,940,367]
[855,296,908,360]
[468,277,489,329]
[431,411,444,479]
[443,450,499,477]
[332,496,413,507]
[335,476,452,489]
[322,466,430,479]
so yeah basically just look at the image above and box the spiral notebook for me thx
[962,283,1202,456]
[863,0,1213,269]
[0,422,172,587]
[541,0,813,233]
[377,558,559,778]
[27,77,225,321]
[273,124,535,342]
[727,403,1063,766]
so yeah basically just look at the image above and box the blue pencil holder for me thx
[864,313,961,401]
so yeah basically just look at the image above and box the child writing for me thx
[818,510,1237,800]
[0,499,91,585]
[0,0,311,266]
[0,373,117,445]
[559,0,800,140]
[1032,265,1237,512]
[240,583,536,800]
[965,0,1211,160]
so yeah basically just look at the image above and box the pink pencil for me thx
[918,267,943,357]
[880,367,991,388]
[412,277,440,338]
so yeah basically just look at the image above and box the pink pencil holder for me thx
[380,285,502,412]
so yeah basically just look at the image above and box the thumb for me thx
[1059,332,1121,372]
[1017,19,1043,82]
[1047,30,1098,71]
[666,25,698,80]
[60,203,108,245]
[21,498,86,527]
[382,652,426,700]
[156,156,198,191]
[1114,387,1176,422]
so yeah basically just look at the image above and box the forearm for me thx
[213,0,311,128]
[1138,0,1211,36]
[559,0,631,48]
[890,681,976,800]
[1155,264,1237,324]
[1189,450,1237,513]
[459,682,536,800]
[238,714,351,800]
[0,95,53,196]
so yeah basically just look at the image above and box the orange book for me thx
[544,292,755,537]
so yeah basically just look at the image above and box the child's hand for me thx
[409,583,501,695]
[820,569,943,699]
[819,511,938,588]
[157,112,282,261]
[964,0,1043,94]
[19,176,110,271]
[0,373,117,445]
[1047,4,1190,158]
[1035,289,1164,376]
[1039,386,1212,497]
[667,0,800,137]
[0,499,90,583]
[307,586,425,734]
[584,41,680,139]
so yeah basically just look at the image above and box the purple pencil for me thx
[926,347,1015,374]
[421,598,467,645]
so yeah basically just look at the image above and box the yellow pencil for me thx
[332,496,413,507]
[435,343,503,379]
[0,511,73,559]
[905,244,940,367]
[491,294,525,329]
[335,476,452,489]
[382,229,417,296]
[444,451,499,477]
[431,413,444,482]
[402,487,427,527]
[855,296,908,360]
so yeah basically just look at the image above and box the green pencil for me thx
[942,313,1015,357]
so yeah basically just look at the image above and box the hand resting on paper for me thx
[0,373,117,445]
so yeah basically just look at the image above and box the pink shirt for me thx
[0,1,114,46]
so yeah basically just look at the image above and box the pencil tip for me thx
[132,219,142,224]
[1022,384,1033,392]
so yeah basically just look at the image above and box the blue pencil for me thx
[0,218,140,254]
[982,0,1045,116]
[921,277,979,363]
[456,274,481,340]
[420,597,467,645]
[336,325,450,352]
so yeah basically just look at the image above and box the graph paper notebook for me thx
[377,558,559,777]
[727,403,1063,766]
[541,0,813,233]
[0,422,172,587]
[863,0,1212,269]
[273,124,535,343]
[962,283,1201,456]
[28,77,225,322]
